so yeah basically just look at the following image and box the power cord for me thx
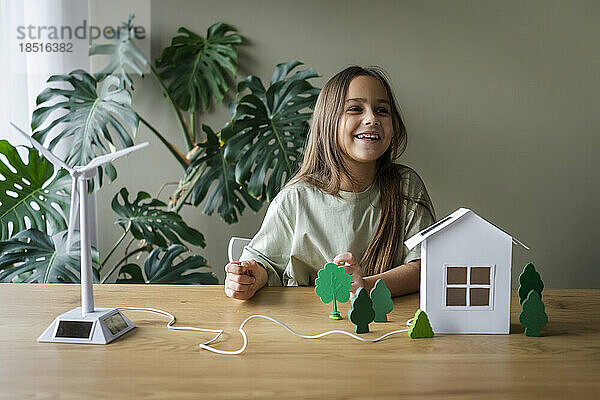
[117,307,223,345]
[118,307,414,355]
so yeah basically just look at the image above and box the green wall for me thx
[95,0,599,288]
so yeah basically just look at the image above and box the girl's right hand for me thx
[224,260,268,300]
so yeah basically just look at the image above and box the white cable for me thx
[117,307,416,356]
[199,315,415,355]
[117,306,224,346]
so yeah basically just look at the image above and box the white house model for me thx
[405,208,528,334]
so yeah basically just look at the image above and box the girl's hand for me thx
[333,252,365,295]
[224,260,268,300]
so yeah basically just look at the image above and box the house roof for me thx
[404,208,529,250]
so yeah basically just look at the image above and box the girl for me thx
[224,65,436,300]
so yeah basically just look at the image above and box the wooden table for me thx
[0,285,598,399]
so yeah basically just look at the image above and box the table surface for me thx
[1,284,599,399]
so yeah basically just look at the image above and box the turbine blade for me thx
[9,122,74,173]
[66,177,79,251]
[78,142,149,173]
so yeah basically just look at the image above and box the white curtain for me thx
[0,0,96,245]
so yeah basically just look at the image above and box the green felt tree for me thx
[370,279,393,322]
[315,262,351,320]
[518,263,544,304]
[519,290,548,337]
[408,309,434,339]
[347,287,375,333]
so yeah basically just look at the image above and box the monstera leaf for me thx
[116,244,217,284]
[89,13,149,89]
[155,23,242,112]
[170,62,318,221]
[0,140,71,240]
[181,124,262,223]
[0,229,99,283]
[224,60,319,201]
[31,71,139,188]
[111,188,205,248]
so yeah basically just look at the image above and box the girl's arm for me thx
[363,260,420,297]
[335,252,420,298]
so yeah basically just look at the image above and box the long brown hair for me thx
[289,65,429,275]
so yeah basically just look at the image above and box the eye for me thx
[346,105,389,114]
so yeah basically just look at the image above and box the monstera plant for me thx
[177,61,321,223]
[0,15,319,284]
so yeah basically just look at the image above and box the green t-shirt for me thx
[239,164,435,286]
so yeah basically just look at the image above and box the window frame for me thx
[442,264,495,311]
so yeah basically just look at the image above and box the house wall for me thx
[423,213,512,333]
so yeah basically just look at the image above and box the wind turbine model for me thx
[11,122,148,344]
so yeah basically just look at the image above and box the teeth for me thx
[356,134,380,140]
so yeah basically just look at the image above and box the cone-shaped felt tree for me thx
[348,287,375,333]
[315,262,352,320]
[519,290,548,337]
[408,309,434,339]
[518,263,544,304]
[370,279,393,322]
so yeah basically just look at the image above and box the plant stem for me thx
[190,111,195,142]
[101,246,148,284]
[174,163,207,213]
[100,226,130,269]
[156,181,180,199]
[137,113,190,169]
[149,63,194,150]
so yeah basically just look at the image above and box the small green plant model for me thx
[517,262,548,337]
[408,309,434,339]
[370,278,393,322]
[315,263,352,319]
[348,287,375,333]
[518,263,544,304]
[519,290,548,337]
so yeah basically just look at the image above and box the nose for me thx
[363,108,380,126]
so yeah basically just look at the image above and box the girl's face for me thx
[337,76,393,168]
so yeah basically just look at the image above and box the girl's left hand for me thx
[333,252,365,295]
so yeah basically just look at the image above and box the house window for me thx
[444,265,494,309]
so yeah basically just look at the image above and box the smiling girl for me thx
[224,66,436,300]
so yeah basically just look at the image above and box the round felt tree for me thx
[315,262,351,320]
[518,263,544,304]
[408,309,434,339]
[519,290,548,337]
[347,287,375,333]
[370,278,393,322]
